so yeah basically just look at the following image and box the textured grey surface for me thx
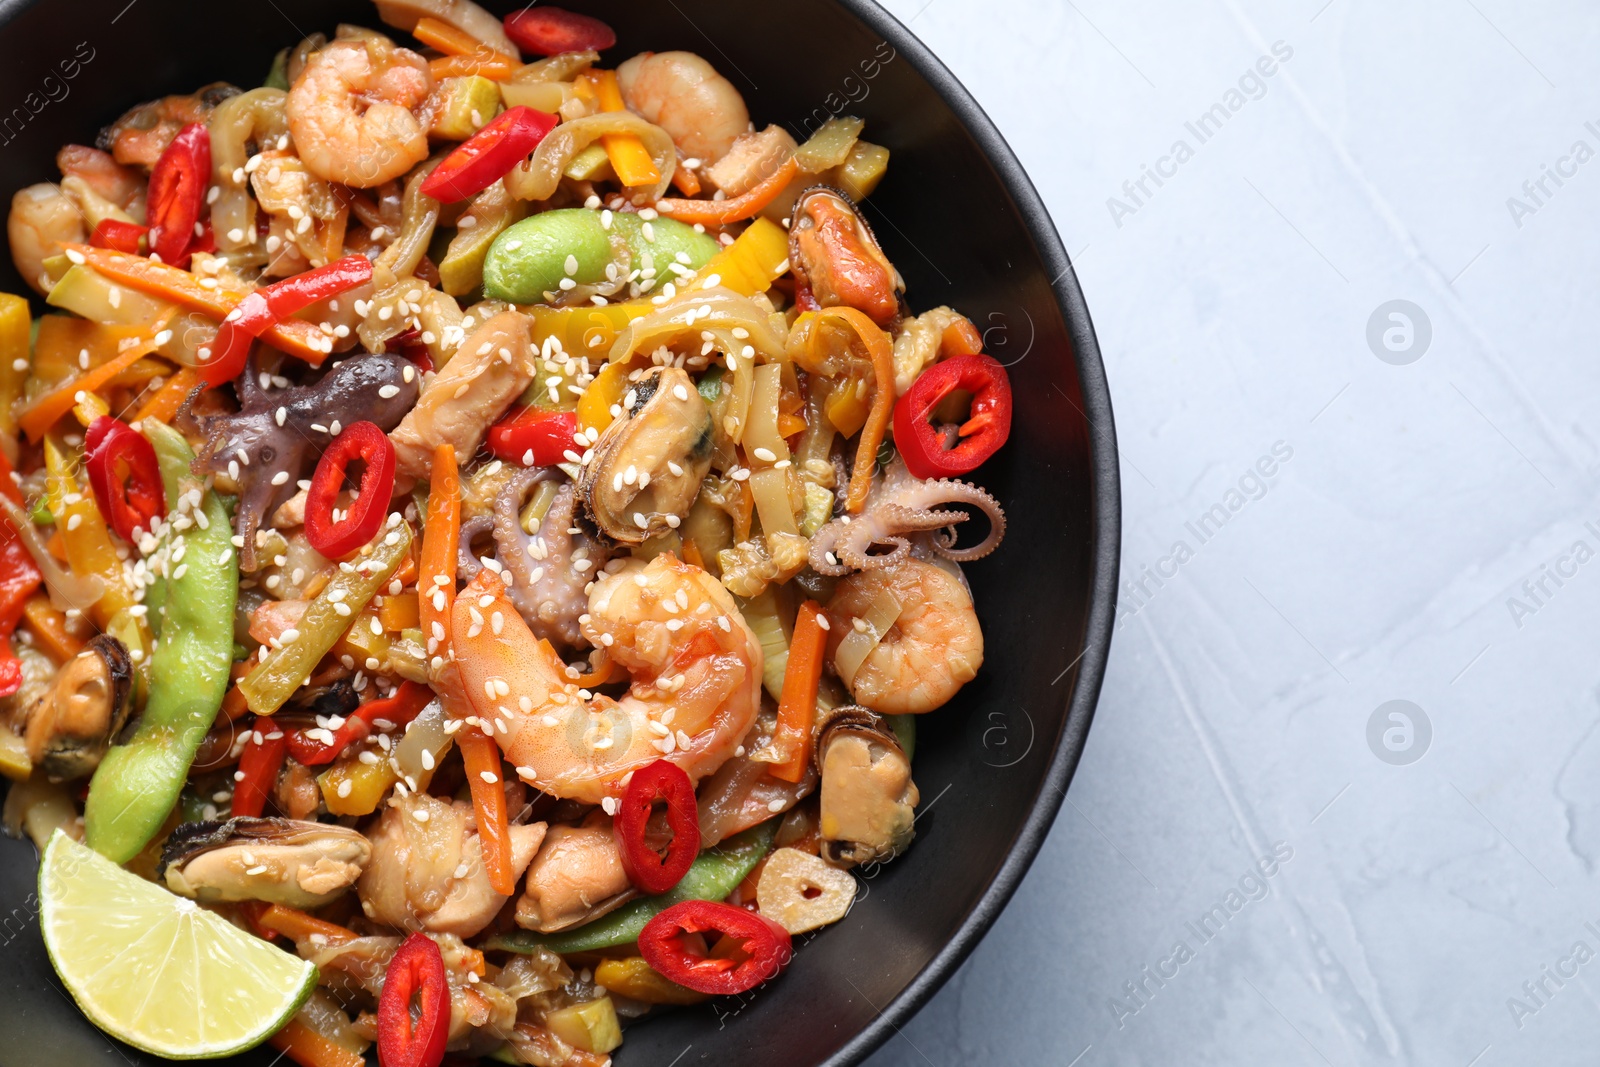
[866,1,1598,1064]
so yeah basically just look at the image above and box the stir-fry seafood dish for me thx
[2,4,1013,1064]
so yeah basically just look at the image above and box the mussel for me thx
[789,185,904,326]
[815,704,919,868]
[22,634,134,781]
[159,817,371,908]
[579,366,713,543]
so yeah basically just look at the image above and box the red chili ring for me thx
[638,899,793,996]
[614,759,701,894]
[85,416,167,543]
[304,421,397,560]
[377,932,450,1067]
[503,7,617,57]
[892,352,1013,480]
[146,122,210,266]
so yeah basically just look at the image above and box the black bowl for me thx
[0,1,1118,1063]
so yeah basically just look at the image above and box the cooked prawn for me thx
[617,50,751,164]
[8,183,86,295]
[451,554,764,805]
[285,37,432,188]
[98,83,238,167]
[825,558,983,714]
[55,146,145,216]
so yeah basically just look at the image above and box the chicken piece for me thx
[357,791,545,937]
[705,125,798,198]
[388,311,533,480]
[515,816,635,933]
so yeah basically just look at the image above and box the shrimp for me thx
[825,558,983,714]
[8,184,86,295]
[451,553,764,805]
[617,51,751,164]
[285,38,432,188]
[98,83,238,166]
[56,146,145,216]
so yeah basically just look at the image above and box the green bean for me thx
[486,819,778,954]
[84,420,238,863]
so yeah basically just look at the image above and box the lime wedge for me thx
[38,830,317,1059]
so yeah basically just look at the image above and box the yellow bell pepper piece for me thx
[694,217,791,297]
[544,998,623,1054]
[43,440,139,629]
[593,957,708,1005]
[528,302,652,362]
[0,293,30,442]
[318,756,399,816]
[575,361,632,437]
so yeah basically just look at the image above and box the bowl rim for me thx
[0,0,1121,1061]
[823,1,1120,1063]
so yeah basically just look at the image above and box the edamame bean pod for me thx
[481,208,720,305]
[84,420,238,863]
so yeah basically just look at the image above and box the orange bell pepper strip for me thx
[65,245,334,367]
[133,366,201,424]
[19,319,170,442]
[671,165,702,197]
[428,53,519,80]
[459,725,516,895]
[655,157,798,227]
[770,601,825,782]
[584,69,662,188]
[413,16,514,59]
[267,1017,366,1067]
[21,595,84,662]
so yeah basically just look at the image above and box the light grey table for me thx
[866,1,1596,1064]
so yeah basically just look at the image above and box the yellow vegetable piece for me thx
[44,440,138,628]
[575,360,632,437]
[528,302,652,362]
[834,141,890,202]
[318,757,399,817]
[694,217,790,297]
[544,997,623,1055]
[429,75,502,141]
[593,957,708,1006]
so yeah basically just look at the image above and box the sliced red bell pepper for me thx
[146,122,210,266]
[90,218,148,255]
[203,254,374,388]
[614,759,700,894]
[892,352,1013,479]
[639,899,793,995]
[378,932,450,1067]
[304,420,397,560]
[285,680,433,766]
[232,721,286,818]
[502,7,616,56]
[0,492,42,698]
[486,407,579,467]
[419,105,559,204]
[84,415,166,543]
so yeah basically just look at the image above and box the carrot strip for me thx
[19,319,169,442]
[133,366,200,424]
[413,15,513,58]
[459,724,515,895]
[428,53,519,80]
[772,601,825,782]
[255,903,359,945]
[655,157,798,226]
[418,443,459,646]
[267,1017,366,1067]
[671,165,702,197]
[806,306,897,514]
[21,594,84,662]
[585,70,662,187]
[66,245,332,366]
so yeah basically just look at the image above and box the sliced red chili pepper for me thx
[285,681,433,766]
[0,519,41,700]
[231,720,286,818]
[614,759,700,894]
[304,421,398,560]
[203,255,374,388]
[89,219,148,255]
[639,899,793,995]
[378,932,450,1067]
[892,353,1013,479]
[84,415,167,543]
[503,7,616,56]
[487,407,579,467]
[419,105,559,204]
[146,122,210,266]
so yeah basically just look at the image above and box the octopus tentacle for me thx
[808,467,1006,575]
[456,516,494,580]
[492,469,606,650]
